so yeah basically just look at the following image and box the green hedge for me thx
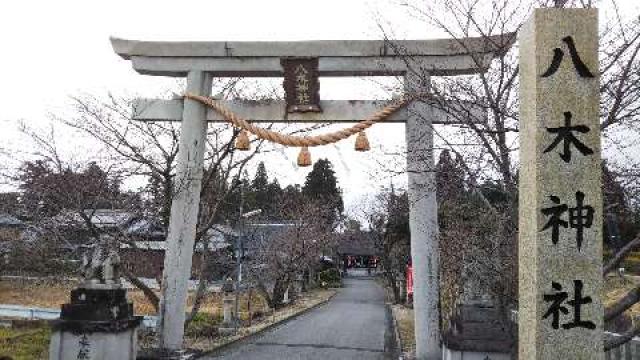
[318,268,342,288]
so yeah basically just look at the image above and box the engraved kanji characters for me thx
[542,280,596,330]
[294,64,311,105]
[541,36,595,78]
[544,112,594,163]
[539,34,598,333]
[77,334,91,359]
[541,191,594,250]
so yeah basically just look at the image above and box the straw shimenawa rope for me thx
[184,93,414,148]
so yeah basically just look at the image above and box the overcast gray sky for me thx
[1,0,638,216]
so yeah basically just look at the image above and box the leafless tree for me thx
[361,188,411,304]
[244,200,338,309]
[6,79,293,324]
[59,87,265,318]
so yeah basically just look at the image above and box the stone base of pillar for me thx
[49,287,142,360]
[442,300,514,360]
[294,278,304,295]
[137,348,200,360]
[221,295,235,327]
[218,295,237,335]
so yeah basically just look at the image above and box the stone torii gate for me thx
[111,35,510,359]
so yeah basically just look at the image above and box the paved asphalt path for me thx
[204,271,390,360]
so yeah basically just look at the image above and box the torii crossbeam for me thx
[111,34,512,359]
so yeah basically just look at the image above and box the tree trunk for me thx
[121,266,159,312]
[604,235,640,275]
[386,271,401,304]
[256,281,273,309]
[184,242,211,327]
[271,276,290,309]
[605,286,640,322]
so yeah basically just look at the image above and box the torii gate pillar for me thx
[159,70,212,350]
[405,71,441,359]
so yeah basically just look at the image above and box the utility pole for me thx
[235,184,244,329]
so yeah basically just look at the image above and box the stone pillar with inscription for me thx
[519,8,602,360]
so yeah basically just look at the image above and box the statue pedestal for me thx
[49,287,142,360]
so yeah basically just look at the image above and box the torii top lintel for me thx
[110,34,514,77]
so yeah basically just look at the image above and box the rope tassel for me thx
[297,146,312,167]
[235,130,250,151]
[354,131,370,152]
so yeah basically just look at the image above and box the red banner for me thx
[406,264,413,296]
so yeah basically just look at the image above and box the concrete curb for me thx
[194,291,337,359]
[386,304,404,360]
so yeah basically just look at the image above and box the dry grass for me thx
[0,279,268,317]
[183,289,270,321]
[0,279,75,310]
[185,288,335,351]
[0,278,159,315]
[0,279,334,357]
[604,275,640,319]
[391,304,415,356]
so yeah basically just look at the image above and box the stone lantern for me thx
[220,277,236,330]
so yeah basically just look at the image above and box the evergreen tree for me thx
[277,184,304,219]
[218,174,250,223]
[302,159,343,226]
[435,150,472,230]
[265,179,284,217]
[435,150,466,201]
[251,162,269,194]
[248,162,283,218]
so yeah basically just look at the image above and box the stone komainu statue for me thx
[81,245,121,288]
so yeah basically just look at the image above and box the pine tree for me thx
[246,162,284,218]
[251,163,269,194]
[250,162,270,215]
[302,159,343,226]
